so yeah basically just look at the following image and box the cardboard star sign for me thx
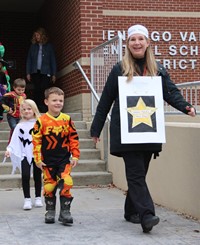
[118,76,166,144]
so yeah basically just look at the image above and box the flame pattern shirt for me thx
[32,112,80,166]
[1,91,26,118]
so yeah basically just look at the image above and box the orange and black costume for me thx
[32,112,80,198]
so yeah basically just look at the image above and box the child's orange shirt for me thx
[32,112,80,166]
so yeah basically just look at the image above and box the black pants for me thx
[0,104,3,120]
[122,151,155,221]
[31,72,51,112]
[21,157,42,198]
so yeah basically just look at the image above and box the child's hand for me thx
[5,151,10,158]
[51,75,56,83]
[8,108,13,114]
[71,158,78,168]
[3,84,7,90]
[26,74,31,82]
[36,161,46,170]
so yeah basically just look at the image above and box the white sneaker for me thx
[23,198,32,210]
[35,197,43,207]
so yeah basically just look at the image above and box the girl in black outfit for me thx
[90,24,196,233]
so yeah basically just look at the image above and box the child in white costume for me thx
[5,99,43,210]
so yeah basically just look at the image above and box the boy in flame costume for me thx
[32,87,80,224]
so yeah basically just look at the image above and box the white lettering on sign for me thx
[180,32,197,42]
[169,45,199,56]
[156,59,197,69]
[154,46,161,55]
[102,29,200,70]
[108,30,115,40]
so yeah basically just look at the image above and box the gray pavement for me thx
[0,186,199,245]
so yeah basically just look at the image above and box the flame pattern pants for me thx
[42,163,73,198]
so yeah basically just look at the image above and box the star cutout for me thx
[127,97,157,128]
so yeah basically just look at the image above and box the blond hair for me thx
[44,86,64,99]
[121,37,157,81]
[20,99,41,121]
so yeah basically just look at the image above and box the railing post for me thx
[73,60,110,167]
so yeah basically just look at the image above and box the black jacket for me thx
[90,62,193,157]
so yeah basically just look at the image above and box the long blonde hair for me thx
[20,99,41,121]
[121,38,158,81]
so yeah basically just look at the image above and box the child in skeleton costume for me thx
[32,87,80,225]
[5,99,43,210]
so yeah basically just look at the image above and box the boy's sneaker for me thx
[35,197,43,207]
[23,198,32,210]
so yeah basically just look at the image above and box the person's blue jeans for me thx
[7,114,20,130]
[7,114,20,142]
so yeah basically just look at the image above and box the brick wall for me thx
[103,0,200,11]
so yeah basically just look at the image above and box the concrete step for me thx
[0,171,112,188]
[0,122,10,130]
[0,128,90,140]
[0,149,101,160]
[25,112,83,121]
[0,121,86,131]
[0,159,106,174]
[0,138,95,151]
[0,131,9,140]
[67,112,82,121]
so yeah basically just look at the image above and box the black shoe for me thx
[142,215,160,233]
[124,213,140,224]
[45,210,55,224]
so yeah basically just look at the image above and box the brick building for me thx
[0,0,200,120]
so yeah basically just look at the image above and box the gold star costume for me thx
[127,97,157,128]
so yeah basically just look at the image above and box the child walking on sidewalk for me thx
[32,87,80,224]
[5,99,43,210]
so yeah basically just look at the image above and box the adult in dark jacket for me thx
[26,27,57,113]
[90,24,196,233]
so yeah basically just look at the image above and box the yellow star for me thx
[127,97,157,128]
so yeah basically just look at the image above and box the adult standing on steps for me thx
[26,27,57,113]
[90,24,196,233]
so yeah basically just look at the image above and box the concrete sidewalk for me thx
[0,186,199,245]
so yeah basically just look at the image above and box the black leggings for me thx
[21,157,42,198]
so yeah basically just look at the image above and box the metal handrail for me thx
[165,81,200,114]
[74,60,110,167]
[90,35,123,116]
[73,61,100,103]
[73,61,111,121]
[90,34,123,61]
